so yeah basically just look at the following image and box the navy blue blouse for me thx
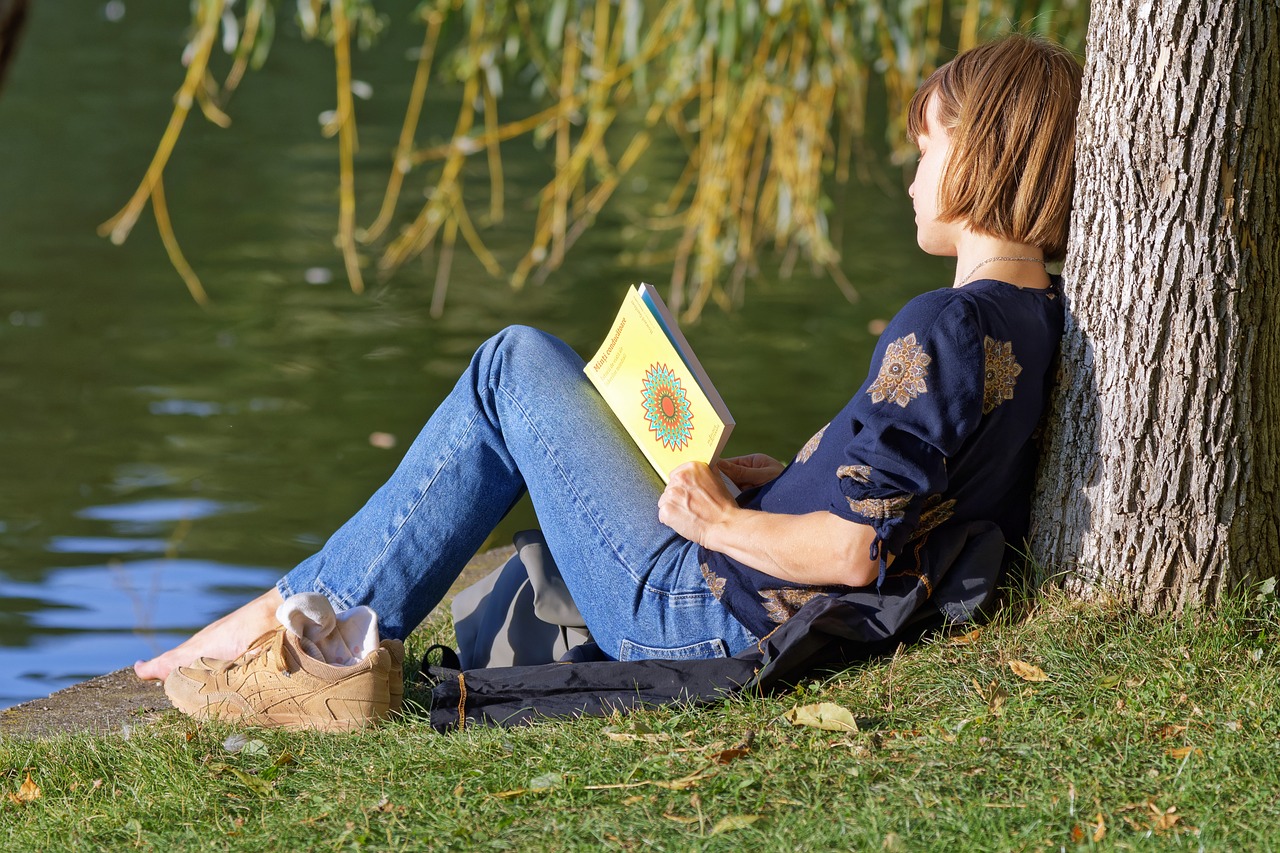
[699,277,1065,639]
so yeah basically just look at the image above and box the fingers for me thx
[718,455,784,487]
[658,463,735,544]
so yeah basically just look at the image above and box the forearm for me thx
[658,461,881,588]
[701,507,880,588]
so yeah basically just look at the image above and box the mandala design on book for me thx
[982,336,1022,413]
[868,333,931,407]
[795,423,828,463]
[640,363,694,450]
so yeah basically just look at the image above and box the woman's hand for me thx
[660,460,880,587]
[658,461,739,546]
[717,453,786,489]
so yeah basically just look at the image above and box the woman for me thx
[138,33,1082,730]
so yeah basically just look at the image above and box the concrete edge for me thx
[0,545,515,740]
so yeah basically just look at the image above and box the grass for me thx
[4,586,1280,850]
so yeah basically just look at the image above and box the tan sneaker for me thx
[165,627,395,732]
[383,638,405,716]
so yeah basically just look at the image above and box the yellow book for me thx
[584,284,735,484]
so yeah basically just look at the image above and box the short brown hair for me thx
[907,34,1083,260]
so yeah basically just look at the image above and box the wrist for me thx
[702,504,744,553]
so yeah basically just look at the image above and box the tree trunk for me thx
[0,0,28,94]
[1030,0,1280,611]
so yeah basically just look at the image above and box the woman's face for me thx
[908,95,960,257]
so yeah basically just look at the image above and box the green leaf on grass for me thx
[229,767,273,796]
[529,772,562,791]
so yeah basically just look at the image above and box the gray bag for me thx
[451,530,596,670]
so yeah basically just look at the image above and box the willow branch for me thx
[98,0,224,245]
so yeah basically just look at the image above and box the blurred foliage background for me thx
[106,0,1089,319]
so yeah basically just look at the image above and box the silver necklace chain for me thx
[959,255,1045,286]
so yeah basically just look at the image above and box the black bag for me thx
[425,521,1006,731]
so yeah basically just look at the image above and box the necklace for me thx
[958,255,1045,286]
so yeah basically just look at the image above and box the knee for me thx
[486,325,574,364]
[491,324,553,352]
[477,325,583,381]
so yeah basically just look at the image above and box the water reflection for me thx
[0,2,940,708]
[76,497,246,523]
[0,559,280,706]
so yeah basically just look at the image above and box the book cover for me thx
[584,285,735,483]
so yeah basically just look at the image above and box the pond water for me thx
[0,2,947,709]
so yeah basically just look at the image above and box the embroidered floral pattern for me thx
[836,464,874,484]
[846,494,912,520]
[699,562,726,600]
[886,568,933,597]
[910,494,957,541]
[795,423,828,464]
[760,588,828,624]
[982,336,1022,414]
[868,333,931,407]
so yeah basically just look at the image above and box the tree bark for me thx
[0,0,28,94]
[1030,0,1280,611]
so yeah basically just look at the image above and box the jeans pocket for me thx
[617,637,729,662]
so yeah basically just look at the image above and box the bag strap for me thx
[419,644,462,683]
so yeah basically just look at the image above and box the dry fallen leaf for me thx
[655,770,716,791]
[1150,803,1181,832]
[1008,660,1049,682]
[972,678,1008,715]
[369,431,397,449]
[584,768,717,793]
[1166,746,1202,760]
[491,789,530,799]
[1070,825,1085,844]
[8,774,41,805]
[1156,724,1188,739]
[949,628,983,646]
[711,747,751,765]
[605,731,671,744]
[882,832,906,852]
[783,702,858,732]
[1093,812,1107,842]
[366,796,406,815]
[709,815,761,835]
[662,813,699,825]
[621,795,646,806]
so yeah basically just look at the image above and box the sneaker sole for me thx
[166,683,383,733]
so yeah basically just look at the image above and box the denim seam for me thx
[495,382,675,594]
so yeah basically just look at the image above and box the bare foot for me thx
[134,587,285,682]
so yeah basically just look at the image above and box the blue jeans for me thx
[278,326,757,661]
